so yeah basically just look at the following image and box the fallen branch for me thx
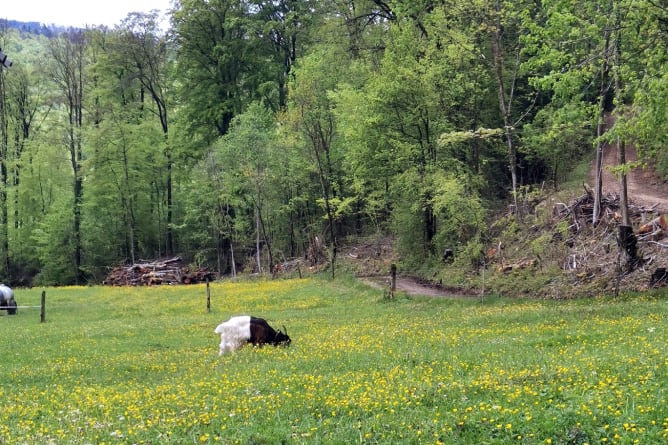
[646,240,668,249]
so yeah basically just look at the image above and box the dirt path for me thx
[360,275,477,298]
[590,122,668,213]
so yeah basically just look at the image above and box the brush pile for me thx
[555,189,664,232]
[552,190,668,291]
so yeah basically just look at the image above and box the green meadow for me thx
[1,278,667,444]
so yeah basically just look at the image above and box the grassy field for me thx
[1,277,667,444]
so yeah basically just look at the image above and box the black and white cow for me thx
[214,315,291,355]
[0,284,18,315]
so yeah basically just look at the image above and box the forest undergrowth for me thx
[336,182,668,300]
[468,188,668,299]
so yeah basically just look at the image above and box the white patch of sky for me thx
[1,0,173,28]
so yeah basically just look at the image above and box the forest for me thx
[0,0,666,286]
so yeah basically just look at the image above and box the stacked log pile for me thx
[103,257,213,286]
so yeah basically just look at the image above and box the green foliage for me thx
[497,214,522,247]
[529,232,553,260]
[439,128,505,146]
[31,200,77,285]
[453,234,486,271]
[390,170,429,267]
[316,196,357,221]
[628,70,668,177]
[431,170,487,253]
[390,167,485,268]
[173,0,295,141]
[215,102,279,267]
[521,102,596,187]
[2,0,667,285]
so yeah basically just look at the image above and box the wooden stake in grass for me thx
[390,264,397,299]
[40,290,46,323]
[206,279,211,313]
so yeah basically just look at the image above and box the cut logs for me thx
[638,215,667,235]
[103,257,213,286]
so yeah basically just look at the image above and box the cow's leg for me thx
[7,298,17,315]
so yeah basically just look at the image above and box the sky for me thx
[1,0,174,28]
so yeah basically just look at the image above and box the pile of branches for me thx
[553,189,668,290]
[555,189,666,231]
[554,190,621,230]
[103,257,213,286]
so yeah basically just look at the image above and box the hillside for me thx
[481,135,668,297]
[342,140,668,299]
[2,18,73,36]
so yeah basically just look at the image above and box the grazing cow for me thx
[214,315,291,355]
[0,284,17,315]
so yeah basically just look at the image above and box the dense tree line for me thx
[0,0,666,285]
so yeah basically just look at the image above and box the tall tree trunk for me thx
[75,36,85,283]
[0,66,8,279]
[614,3,629,228]
[255,203,262,274]
[612,2,639,272]
[229,240,236,278]
[617,137,629,225]
[593,10,612,226]
[314,143,337,279]
[592,101,606,226]
[165,139,173,256]
[306,116,337,279]
[123,13,173,255]
[122,187,138,264]
[12,71,33,233]
[49,31,87,283]
[490,3,519,215]
[257,200,274,272]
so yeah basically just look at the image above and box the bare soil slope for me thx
[591,142,668,213]
[344,129,668,298]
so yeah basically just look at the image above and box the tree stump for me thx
[617,225,640,271]
[649,268,668,288]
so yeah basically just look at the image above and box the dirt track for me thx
[361,275,476,298]
[590,125,668,213]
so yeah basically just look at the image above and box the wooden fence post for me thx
[206,279,211,313]
[390,264,397,298]
[40,290,46,323]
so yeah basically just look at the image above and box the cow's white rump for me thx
[214,315,251,355]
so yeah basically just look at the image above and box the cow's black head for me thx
[274,328,291,346]
[1,297,17,315]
